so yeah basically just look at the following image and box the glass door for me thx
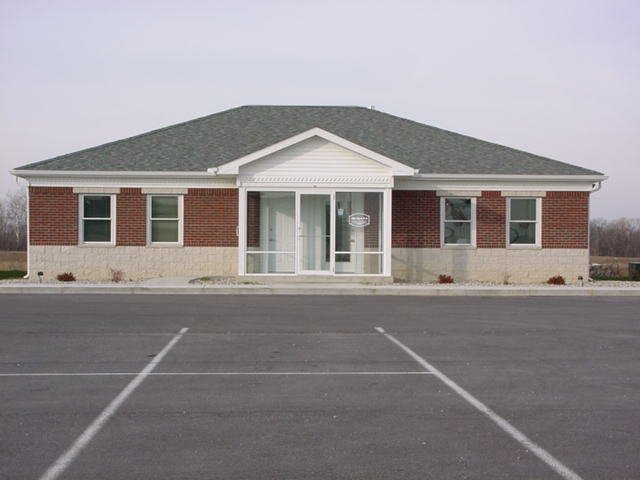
[335,192,383,274]
[299,194,331,273]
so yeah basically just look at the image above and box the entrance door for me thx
[299,194,331,273]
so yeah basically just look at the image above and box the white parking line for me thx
[1,371,431,377]
[38,327,189,480]
[376,327,584,480]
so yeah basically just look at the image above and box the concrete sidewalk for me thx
[1,279,640,296]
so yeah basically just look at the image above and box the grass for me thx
[592,276,638,282]
[0,270,27,280]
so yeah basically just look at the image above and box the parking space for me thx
[0,376,131,479]
[0,295,638,479]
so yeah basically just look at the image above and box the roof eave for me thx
[412,173,608,182]
[11,169,219,179]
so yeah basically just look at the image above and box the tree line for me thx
[0,188,638,256]
[589,217,640,257]
[0,189,27,251]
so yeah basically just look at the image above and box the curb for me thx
[1,285,640,296]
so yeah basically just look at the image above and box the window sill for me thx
[441,244,476,250]
[507,245,542,250]
[146,243,184,248]
[78,243,116,248]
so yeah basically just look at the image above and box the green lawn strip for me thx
[592,276,639,282]
[0,270,27,280]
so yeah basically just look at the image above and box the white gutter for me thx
[590,181,603,193]
[410,173,608,182]
[11,169,221,178]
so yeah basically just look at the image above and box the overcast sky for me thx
[1,0,638,219]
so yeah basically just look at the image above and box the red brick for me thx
[542,192,589,248]
[477,191,506,248]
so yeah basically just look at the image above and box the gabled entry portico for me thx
[240,189,390,276]
[231,128,415,277]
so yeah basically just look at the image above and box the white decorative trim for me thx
[214,128,417,176]
[238,175,393,187]
[436,190,481,197]
[141,187,188,194]
[501,190,546,197]
[73,187,121,194]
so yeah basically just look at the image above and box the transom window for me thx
[508,198,540,246]
[148,195,183,244]
[441,197,476,246]
[80,195,115,244]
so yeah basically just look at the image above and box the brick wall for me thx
[392,190,440,248]
[116,188,146,246]
[542,191,589,248]
[28,187,588,251]
[29,187,78,245]
[184,188,238,247]
[477,191,506,248]
[392,190,589,249]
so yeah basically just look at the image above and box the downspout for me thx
[15,176,29,279]
[587,181,603,278]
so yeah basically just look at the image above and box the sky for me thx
[1,0,638,219]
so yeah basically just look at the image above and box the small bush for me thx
[57,272,76,282]
[547,275,566,285]
[438,274,454,284]
[110,269,124,283]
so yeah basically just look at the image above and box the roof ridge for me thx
[16,105,248,170]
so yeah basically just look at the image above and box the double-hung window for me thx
[441,197,476,246]
[148,195,183,245]
[80,195,115,244]
[508,198,541,247]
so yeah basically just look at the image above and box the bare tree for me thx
[590,218,640,257]
[0,189,27,251]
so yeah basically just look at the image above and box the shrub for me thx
[56,272,76,282]
[547,275,566,285]
[438,274,454,284]
[110,269,124,283]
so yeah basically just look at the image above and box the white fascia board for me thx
[213,127,417,176]
[11,169,217,179]
[412,173,608,182]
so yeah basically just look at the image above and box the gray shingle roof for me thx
[15,105,602,175]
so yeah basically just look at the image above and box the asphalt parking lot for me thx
[0,295,638,480]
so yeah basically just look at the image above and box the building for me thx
[11,106,606,283]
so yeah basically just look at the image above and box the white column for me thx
[237,187,246,276]
[383,188,392,277]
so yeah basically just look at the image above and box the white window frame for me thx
[79,194,116,245]
[506,197,542,248]
[147,195,184,246]
[440,197,476,248]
